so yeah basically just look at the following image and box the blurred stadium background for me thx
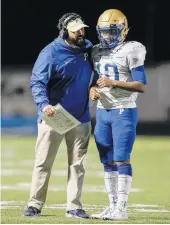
[1,0,170,224]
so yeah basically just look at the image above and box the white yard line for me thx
[0,169,104,177]
[0,183,142,193]
[133,209,169,213]
[1,148,14,158]
[0,201,169,213]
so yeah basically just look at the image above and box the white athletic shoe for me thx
[103,207,128,220]
[91,206,115,219]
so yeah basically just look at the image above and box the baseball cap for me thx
[66,18,89,32]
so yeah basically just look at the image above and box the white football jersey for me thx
[91,41,146,109]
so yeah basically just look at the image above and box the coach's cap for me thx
[66,18,89,32]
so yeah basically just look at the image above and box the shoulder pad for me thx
[126,41,146,70]
[126,41,146,55]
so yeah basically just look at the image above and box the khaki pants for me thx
[27,121,91,210]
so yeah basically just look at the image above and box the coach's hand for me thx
[90,87,101,101]
[43,105,56,116]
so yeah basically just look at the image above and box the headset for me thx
[58,13,84,39]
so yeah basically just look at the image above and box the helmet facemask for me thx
[97,23,126,49]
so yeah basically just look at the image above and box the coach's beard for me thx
[67,35,85,48]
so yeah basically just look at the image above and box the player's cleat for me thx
[65,209,90,219]
[23,206,41,216]
[103,207,128,220]
[91,206,115,219]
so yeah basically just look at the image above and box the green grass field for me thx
[1,135,170,224]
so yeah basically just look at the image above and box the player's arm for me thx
[97,42,147,93]
[112,65,146,93]
[120,42,147,93]
[113,80,145,93]
[97,72,146,93]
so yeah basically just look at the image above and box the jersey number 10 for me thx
[96,63,119,80]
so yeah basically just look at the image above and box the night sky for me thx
[2,0,170,66]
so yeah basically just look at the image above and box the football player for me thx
[90,9,147,220]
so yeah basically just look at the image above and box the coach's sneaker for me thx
[103,207,128,220]
[91,206,115,219]
[23,206,41,216]
[66,209,89,219]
